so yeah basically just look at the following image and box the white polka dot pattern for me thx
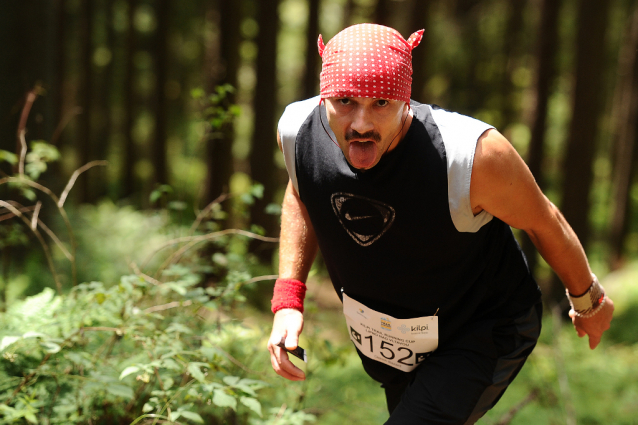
[318,24,424,103]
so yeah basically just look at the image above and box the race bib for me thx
[343,293,438,372]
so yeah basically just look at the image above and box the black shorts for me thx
[356,303,542,425]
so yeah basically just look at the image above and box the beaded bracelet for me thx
[566,275,606,318]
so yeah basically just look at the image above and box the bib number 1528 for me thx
[354,329,430,367]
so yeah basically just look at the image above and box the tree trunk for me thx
[520,0,561,276]
[499,0,526,130]
[78,0,94,203]
[552,0,611,300]
[249,0,280,259]
[302,0,321,99]
[94,0,115,200]
[609,6,638,269]
[202,0,241,205]
[373,0,392,27]
[342,0,355,28]
[122,0,137,199]
[409,0,431,101]
[152,0,170,189]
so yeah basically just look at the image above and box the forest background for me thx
[1,0,638,424]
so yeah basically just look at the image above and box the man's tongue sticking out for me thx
[348,140,378,169]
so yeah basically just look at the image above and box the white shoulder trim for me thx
[277,96,321,193]
[428,106,495,233]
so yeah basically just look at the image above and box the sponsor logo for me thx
[380,317,391,331]
[397,324,409,334]
[411,324,429,332]
[331,193,395,246]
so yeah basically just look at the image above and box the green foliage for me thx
[24,141,60,181]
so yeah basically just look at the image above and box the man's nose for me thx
[350,107,374,134]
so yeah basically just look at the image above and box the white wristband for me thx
[566,275,606,318]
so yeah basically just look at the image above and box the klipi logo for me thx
[397,324,409,334]
[411,324,429,332]
[380,317,391,331]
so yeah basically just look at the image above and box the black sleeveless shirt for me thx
[278,97,541,347]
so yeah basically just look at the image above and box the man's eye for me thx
[339,98,351,105]
[377,100,389,107]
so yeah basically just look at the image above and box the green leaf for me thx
[222,376,240,386]
[250,183,264,199]
[212,389,237,410]
[239,396,262,417]
[191,87,205,99]
[119,366,140,380]
[105,383,134,399]
[187,362,207,383]
[24,411,38,424]
[0,336,20,351]
[0,150,17,165]
[179,410,205,423]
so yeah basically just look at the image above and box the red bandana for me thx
[318,24,424,103]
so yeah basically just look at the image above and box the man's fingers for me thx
[269,345,306,380]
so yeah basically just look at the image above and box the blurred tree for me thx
[409,0,432,101]
[152,0,170,189]
[203,0,242,205]
[78,0,94,203]
[499,0,526,129]
[250,0,281,258]
[373,0,392,27]
[610,5,638,269]
[303,0,321,99]
[521,0,561,276]
[94,0,115,200]
[122,0,138,199]
[554,0,611,300]
[342,0,355,27]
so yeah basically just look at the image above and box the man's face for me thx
[325,97,409,170]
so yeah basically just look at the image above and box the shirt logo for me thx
[331,192,395,246]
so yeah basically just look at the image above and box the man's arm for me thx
[470,129,613,349]
[267,179,319,380]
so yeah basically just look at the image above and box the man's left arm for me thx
[470,129,614,349]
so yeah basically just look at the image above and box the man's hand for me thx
[569,297,615,349]
[268,308,306,381]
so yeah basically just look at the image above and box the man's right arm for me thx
[267,176,319,381]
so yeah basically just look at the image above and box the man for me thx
[267,24,613,424]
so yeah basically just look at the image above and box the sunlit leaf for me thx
[239,396,262,417]
[179,410,204,423]
[212,389,237,410]
[119,366,140,380]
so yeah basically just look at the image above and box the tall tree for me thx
[521,0,561,275]
[302,0,321,99]
[202,0,242,205]
[250,0,280,254]
[94,0,115,200]
[152,0,170,189]
[122,0,138,199]
[409,0,432,101]
[554,0,611,299]
[609,6,638,269]
[499,0,526,129]
[373,0,392,27]
[77,0,94,203]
